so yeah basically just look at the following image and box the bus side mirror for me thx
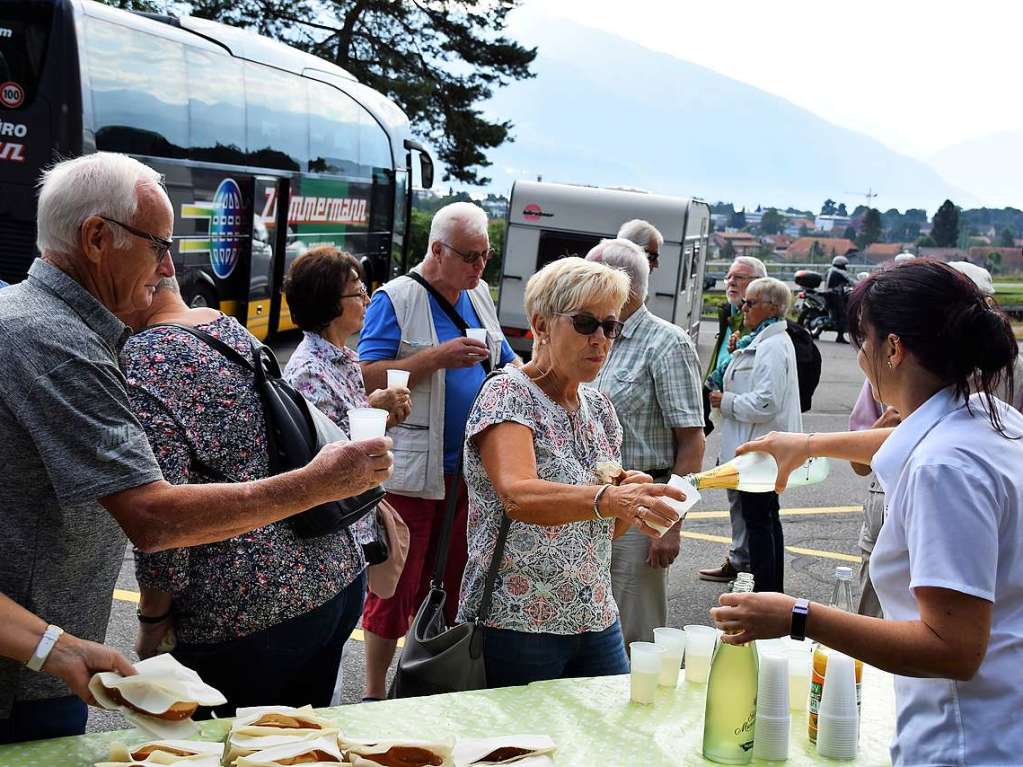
[420,153,434,190]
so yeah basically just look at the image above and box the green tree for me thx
[808,240,823,264]
[759,208,784,235]
[842,225,857,240]
[999,228,1016,247]
[837,202,848,217]
[987,251,1004,275]
[916,234,937,247]
[720,239,736,259]
[728,208,747,229]
[821,199,837,215]
[931,200,960,247]
[856,208,882,249]
[104,0,537,185]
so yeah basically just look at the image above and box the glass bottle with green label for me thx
[702,573,759,764]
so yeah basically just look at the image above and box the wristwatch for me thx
[790,598,810,641]
[27,625,64,672]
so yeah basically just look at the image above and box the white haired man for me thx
[357,201,518,699]
[618,219,663,271]
[587,238,705,647]
[0,153,392,743]
[697,255,767,583]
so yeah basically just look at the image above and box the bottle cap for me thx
[835,566,854,581]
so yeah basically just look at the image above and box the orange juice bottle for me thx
[808,566,863,744]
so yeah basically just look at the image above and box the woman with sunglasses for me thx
[456,257,684,687]
[711,260,1022,766]
[707,277,802,593]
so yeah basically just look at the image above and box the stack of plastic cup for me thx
[752,651,790,761]
[779,636,812,712]
[347,407,389,441]
[682,625,717,684]
[386,369,410,389]
[653,627,686,688]
[629,642,664,704]
[816,651,859,759]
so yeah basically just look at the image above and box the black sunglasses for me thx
[440,241,495,264]
[99,216,173,260]
[558,313,625,339]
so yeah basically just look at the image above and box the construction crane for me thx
[844,188,879,208]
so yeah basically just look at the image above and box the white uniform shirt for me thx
[871,387,1023,767]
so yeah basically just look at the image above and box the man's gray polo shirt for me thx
[0,259,163,715]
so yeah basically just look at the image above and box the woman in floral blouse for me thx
[283,245,411,437]
[457,257,685,688]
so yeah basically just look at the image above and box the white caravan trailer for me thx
[497,181,711,356]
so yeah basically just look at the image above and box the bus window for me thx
[360,111,392,175]
[0,5,53,109]
[245,61,307,171]
[187,47,246,166]
[307,79,360,176]
[84,17,188,158]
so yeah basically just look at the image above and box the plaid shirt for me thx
[592,306,704,472]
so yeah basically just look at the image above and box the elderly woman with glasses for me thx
[457,257,685,688]
[707,277,802,593]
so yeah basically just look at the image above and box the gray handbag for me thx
[390,373,510,698]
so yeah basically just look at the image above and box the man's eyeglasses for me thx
[99,216,173,261]
[341,282,369,300]
[725,273,754,284]
[441,241,495,264]
[559,313,625,339]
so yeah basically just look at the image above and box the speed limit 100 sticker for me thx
[1,82,25,109]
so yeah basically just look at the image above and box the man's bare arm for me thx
[361,338,489,394]
[102,438,392,553]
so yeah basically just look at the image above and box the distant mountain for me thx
[477,12,976,212]
[928,131,1023,209]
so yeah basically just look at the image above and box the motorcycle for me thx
[793,270,850,339]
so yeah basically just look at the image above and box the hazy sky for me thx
[528,0,1021,159]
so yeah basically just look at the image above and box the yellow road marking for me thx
[687,505,861,520]
[111,591,404,647]
[681,531,860,563]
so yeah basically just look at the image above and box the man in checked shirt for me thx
[587,236,705,647]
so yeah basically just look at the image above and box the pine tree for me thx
[856,209,882,250]
[931,200,960,247]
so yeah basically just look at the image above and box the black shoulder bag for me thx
[146,324,384,537]
[389,371,509,698]
[408,271,492,374]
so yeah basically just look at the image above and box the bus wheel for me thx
[184,282,218,310]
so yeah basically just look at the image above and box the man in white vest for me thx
[358,201,517,699]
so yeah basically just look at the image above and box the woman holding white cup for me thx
[283,246,412,435]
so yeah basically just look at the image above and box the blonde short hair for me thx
[524,257,630,340]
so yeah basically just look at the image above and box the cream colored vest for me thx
[379,266,506,499]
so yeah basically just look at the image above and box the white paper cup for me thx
[347,407,389,441]
[752,713,790,761]
[465,328,488,344]
[682,625,717,684]
[653,628,686,688]
[386,369,410,389]
[629,642,664,704]
[756,651,790,716]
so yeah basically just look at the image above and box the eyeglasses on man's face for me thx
[725,272,754,284]
[99,216,173,261]
[558,313,625,339]
[441,241,495,264]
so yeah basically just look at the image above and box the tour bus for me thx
[497,181,711,355]
[0,0,433,339]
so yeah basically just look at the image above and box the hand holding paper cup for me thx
[386,369,410,390]
[465,328,488,344]
[348,407,389,441]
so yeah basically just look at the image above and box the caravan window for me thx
[535,230,602,271]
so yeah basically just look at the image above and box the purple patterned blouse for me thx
[121,315,365,645]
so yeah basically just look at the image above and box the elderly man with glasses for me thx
[697,255,768,584]
[617,219,663,270]
[357,201,519,700]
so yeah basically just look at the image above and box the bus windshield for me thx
[0,4,53,110]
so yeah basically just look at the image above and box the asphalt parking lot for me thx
[89,321,871,732]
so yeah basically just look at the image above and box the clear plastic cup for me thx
[752,714,790,761]
[819,652,858,717]
[653,475,701,533]
[347,407,389,441]
[756,651,790,715]
[629,641,664,704]
[653,627,686,688]
[816,715,859,759]
[682,625,717,684]
[780,637,812,711]
[465,328,488,344]
[386,369,410,389]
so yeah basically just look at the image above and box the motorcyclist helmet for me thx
[831,255,849,269]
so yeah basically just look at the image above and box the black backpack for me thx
[147,323,385,537]
[785,320,822,413]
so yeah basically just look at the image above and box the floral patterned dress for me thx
[121,316,365,645]
[283,331,369,437]
[457,366,623,635]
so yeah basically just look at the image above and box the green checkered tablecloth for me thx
[0,667,896,766]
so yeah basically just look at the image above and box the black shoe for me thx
[698,559,739,582]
